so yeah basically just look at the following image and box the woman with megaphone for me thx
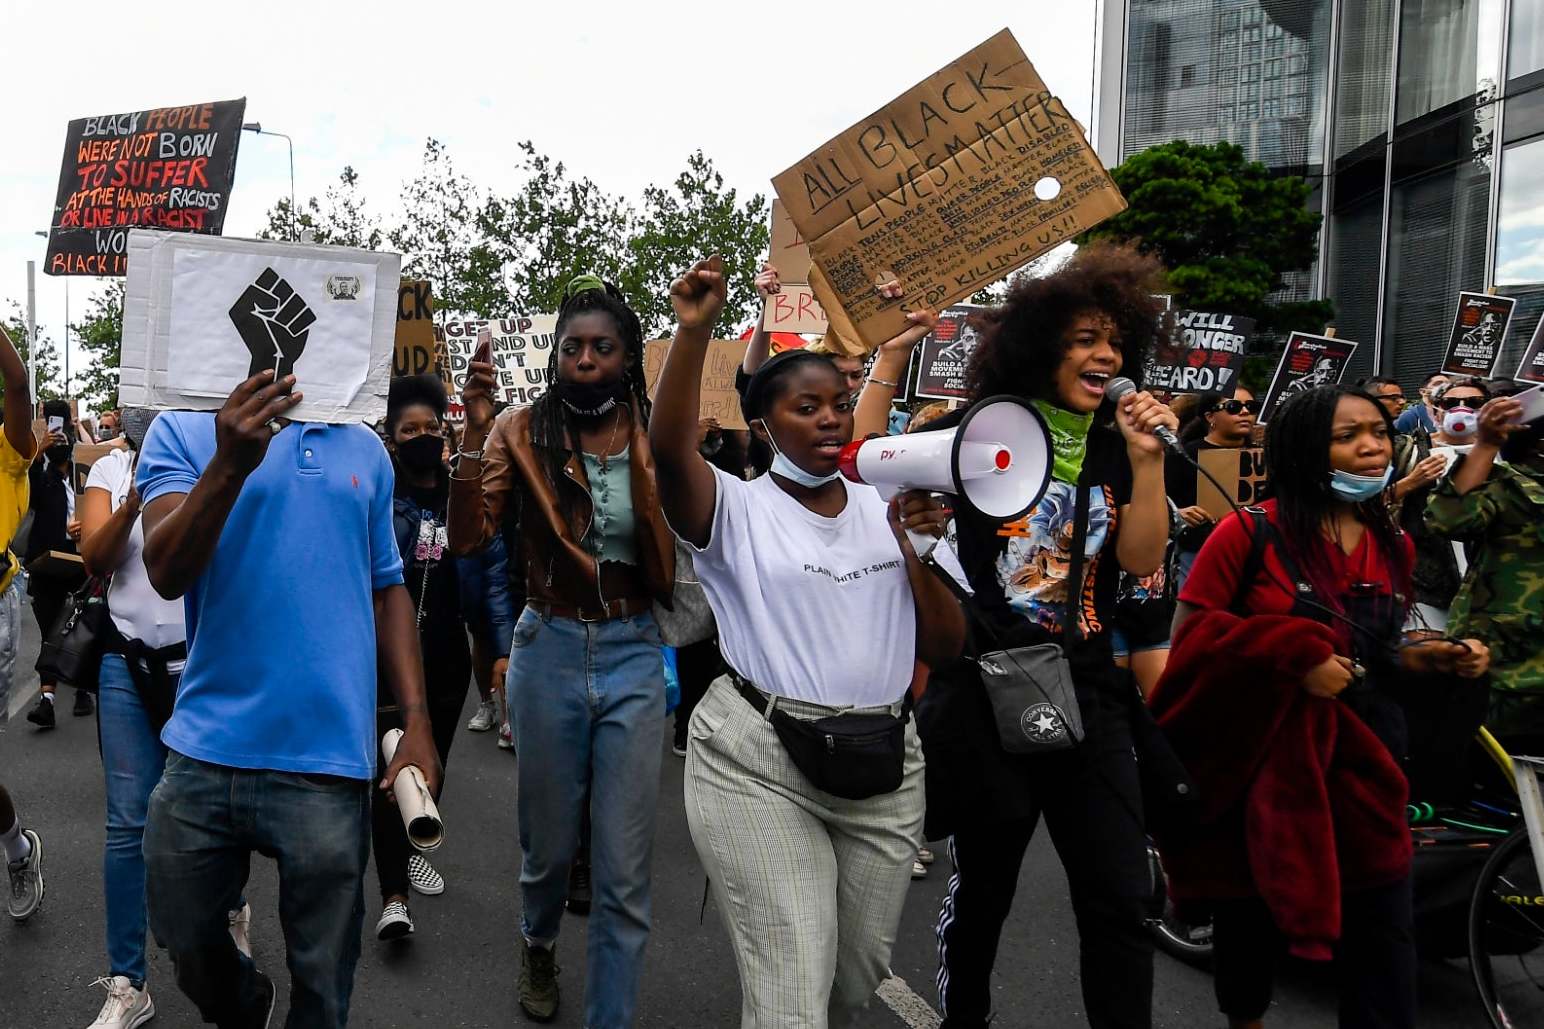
[859,243,1181,1029]
[650,256,965,1027]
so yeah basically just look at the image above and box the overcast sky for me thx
[0,0,1101,406]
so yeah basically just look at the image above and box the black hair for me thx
[1420,370,1449,388]
[386,374,448,436]
[1357,375,1402,391]
[42,399,70,421]
[741,350,839,422]
[1432,376,1491,404]
[531,281,648,532]
[1263,385,1411,605]
[964,242,1174,404]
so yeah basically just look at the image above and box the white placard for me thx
[121,230,400,424]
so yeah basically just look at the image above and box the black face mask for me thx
[556,379,625,417]
[395,434,445,474]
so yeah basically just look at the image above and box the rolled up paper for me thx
[381,728,444,852]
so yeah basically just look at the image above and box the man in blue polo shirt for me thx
[137,369,440,1028]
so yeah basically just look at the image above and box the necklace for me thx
[598,408,623,472]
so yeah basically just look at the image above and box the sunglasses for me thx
[1436,395,1485,411]
[1212,399,1262,415]
[1375,393,1406,404]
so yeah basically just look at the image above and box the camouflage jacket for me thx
[1424,456,1544,699]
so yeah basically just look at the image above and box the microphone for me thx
[1103,376,1184,453]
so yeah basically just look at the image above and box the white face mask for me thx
[1441,407,1478,441]
[756,419,841,488]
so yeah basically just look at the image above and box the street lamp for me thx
[242,122,297,241]
[33,231,68,396]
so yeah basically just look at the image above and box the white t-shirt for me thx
[84,449,187,650]
[687,466,916,707]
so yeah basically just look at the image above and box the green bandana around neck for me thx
[1031,399,1094,484]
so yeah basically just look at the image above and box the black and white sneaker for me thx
[375,900,414,940]
[407,854,444,896]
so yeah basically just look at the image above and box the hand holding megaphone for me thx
[381,728,444,852]
[838,396,1053,556]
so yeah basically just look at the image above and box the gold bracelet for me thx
[866,375,899,389]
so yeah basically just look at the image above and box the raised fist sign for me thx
[229,267,317,380]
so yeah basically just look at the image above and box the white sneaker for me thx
[466,700,497,732]
[375,900,414,940]
[407,853,444,896]
[87,975,155,1028]
[917,846,936,866]
[912,859,928,880]
[497,722,514,751]
[228,902,252,958]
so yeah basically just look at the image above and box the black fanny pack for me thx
[730,672,909,801]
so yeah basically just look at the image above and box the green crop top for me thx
[581,448,637,565]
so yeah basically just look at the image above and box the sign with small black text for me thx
[1441,291,1515,377]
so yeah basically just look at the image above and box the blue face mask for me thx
[757,419,841,488]
[1328,465,1393,503]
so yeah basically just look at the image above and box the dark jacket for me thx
[25,458,74,564]
[458,532,517,656]
[447,402,674,612]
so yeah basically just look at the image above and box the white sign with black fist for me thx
[120,230,401,424]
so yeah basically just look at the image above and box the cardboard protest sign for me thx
[46,99,246,277]
[440,317,558,409]
[394,280,435,377]
[768,199,813,285]
[1258,331,1360,423]
[762,283,829,334]
[1195,446,1268,521]
[1517,317,1544,385]
[772,29,1125,353]
[913,306,982,400]
[69,443,122,494]
[642,339,749,431]
[119,230,401,424]
[1145,310,1253,400]
[1441,291,1516,377]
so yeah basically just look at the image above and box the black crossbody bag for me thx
[729,671,911,801]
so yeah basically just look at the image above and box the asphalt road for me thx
[0,611,1488,1027]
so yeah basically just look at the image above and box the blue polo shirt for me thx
[138,413,404,779]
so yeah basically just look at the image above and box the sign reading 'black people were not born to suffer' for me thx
[45,99,246,276]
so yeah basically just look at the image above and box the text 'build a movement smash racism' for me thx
[45,99,246,276]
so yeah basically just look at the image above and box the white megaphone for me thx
[838,396,1053,556]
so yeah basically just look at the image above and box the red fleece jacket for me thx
[1149,609,1411,960]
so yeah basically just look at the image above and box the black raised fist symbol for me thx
[229,267,317,381]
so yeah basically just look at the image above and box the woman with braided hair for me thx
[448,276,674,1027]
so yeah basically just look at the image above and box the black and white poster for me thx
[119,230,400,424]
[1144,310,1253,400]
[1441,291,1516,377]
[914,306,982,400]
[1258,331,1360,423]
[1517,316,1544,386]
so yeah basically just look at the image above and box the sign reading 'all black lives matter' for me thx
[45,98,246,276]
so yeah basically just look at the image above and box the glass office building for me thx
[1094,0,1544,384]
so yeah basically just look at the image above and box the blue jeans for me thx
[507,606,665,1029]
[99,654,171,984]
[144,751,370,1028]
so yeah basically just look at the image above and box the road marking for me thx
[878,975,942,1029]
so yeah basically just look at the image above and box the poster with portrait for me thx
[119,230,400,424]
[1441,291,1516,377]
[914,306,983,400]
[1517,317,1544,386]
[1258,331,1360,423]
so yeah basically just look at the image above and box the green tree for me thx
[259,166,384,250]
[0,302,64,405]
[1081,140,1332,333]
[73,282,124,412]
[389,139,499,319]
[480,141,635,316]
[621,151,770,337]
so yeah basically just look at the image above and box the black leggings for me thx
[372,671,468,901]
[936,689,1153,1029]
[1211,878,1415,1028]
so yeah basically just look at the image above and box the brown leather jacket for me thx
[447,402,674,614]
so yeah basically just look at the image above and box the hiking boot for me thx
[517,937,559,1022]
[566,856,591,916]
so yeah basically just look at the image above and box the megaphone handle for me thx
[907,528,939,560]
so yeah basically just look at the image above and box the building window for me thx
[1267,37,1285,58]
[1181,65,1197,88]
[1244,83,1260,101]
[1288,55,1306,75]
[1220,105,1237,123]
[1263,97,1281,117]
[1267,59,1282,79]
[1510,0,1544,81]
[1396,0,1503,124]
[1242,101,1260,119]
[1243,64,1261,83]
[1287,95,1308,116]
[1496,137,1544,286]
[1246,43,1262,62]
[1220,10,1240,32]
[1244,8,1261,26]
[1245,27,1262,44]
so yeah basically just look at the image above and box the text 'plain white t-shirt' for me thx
[85,448,187,651]
[687,465,916,708]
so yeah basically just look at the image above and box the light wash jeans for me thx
[0,577,21,728]
[99,653,172,984]
[506,605,665,1029]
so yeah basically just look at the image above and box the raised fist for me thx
[229,267,317,381]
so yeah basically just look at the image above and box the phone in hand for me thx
[46,416,63,434]
[1513,383,1544,425]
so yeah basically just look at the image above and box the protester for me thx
[1426,392,1544,743]
[1394,371,1449,434]
[449,274,674,1027]
[372,374,489,940]
[1166,387,1259,589]
[0,325,47,925]
[651,255,963,1027]
[25,397,91,728]
[802,337,866,396]
[78,406,211,1028]
[1154,384,1489,1029]
[97,410,122,442]
[137,369,441,1027]
[1357,376,1407,421]
[866,243,1178,1029]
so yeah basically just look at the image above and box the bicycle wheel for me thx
[1469,827,1544,1027]
[1146,844,1214,967]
